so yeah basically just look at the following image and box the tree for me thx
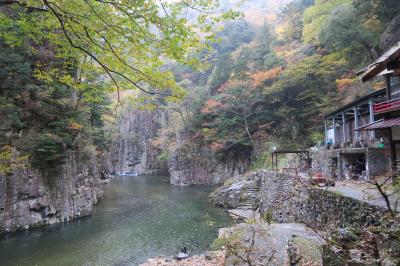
[280,0,314,42]
[0,0,239,101]
[200,80,267,157]
[353,0,400,25]
[319,5,379,63]
[265,53,349,147]
[302,0,351,44]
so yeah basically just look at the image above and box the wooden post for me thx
[342,112,346,144]
[386,75,392,100]
[271,154,274,170]
[324,120,328,145]
[354,107,359,143]
[369,99,375,140]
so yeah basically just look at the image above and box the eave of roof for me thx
[324,88,386,119]
[355,117,400,131]
[358,41,400,82]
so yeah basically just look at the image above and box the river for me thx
[0,175,232,265]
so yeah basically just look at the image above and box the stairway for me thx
[237,181,260,210]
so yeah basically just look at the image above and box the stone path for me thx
[226,209,260,220]
[236,180,259,210]
[322,180,399,212]
[219,223,325,266]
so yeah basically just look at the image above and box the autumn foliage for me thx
[201,99,225,114]
[250,67,283,87]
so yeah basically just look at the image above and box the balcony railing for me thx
[373,98,400,114]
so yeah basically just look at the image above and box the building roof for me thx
[324,88,386,118]
[358,41,400,82]
[355,117,400,131]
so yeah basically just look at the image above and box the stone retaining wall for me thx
[258,170,386,228]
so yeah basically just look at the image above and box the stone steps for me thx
[237,181,260,210]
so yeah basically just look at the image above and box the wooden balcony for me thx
[373,98,400,114]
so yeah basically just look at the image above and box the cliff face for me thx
[109,105,247,184]
[0,153,106,233]
[109,106,168,176]
[169,144,248,185]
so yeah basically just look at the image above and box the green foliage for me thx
[207,54,233,93]
[280,0,315,41]
[176,0,398,163]
[319,5,379,64]
[32,133,67,170]
[0,0,239,101]
[261,208,273,225]
[211,232,242,251]
[198,81,265,159]
[353,0,400,25]
[0,10,113,186]
[264,53,348,146]
[302,0,351,44]
[0,145,28,175]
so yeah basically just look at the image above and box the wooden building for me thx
[320,41,400,180]
[357,41,400,169]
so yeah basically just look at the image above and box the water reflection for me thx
[0,175,231,266]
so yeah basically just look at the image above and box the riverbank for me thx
[140,251,225,266]
[205,170,400,265]
[0,175,231,266]
[141,222,325,266]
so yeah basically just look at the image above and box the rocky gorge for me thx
[0,152,108,233]
[108,106,169,176]
[0,101,246,234]
[110,104,248,185]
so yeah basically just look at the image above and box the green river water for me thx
[0,175,232,266]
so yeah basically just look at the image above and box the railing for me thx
[373,98,400,114]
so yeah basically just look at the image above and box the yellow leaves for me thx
[0,145,29,175]
[67,120,83,131]
[250,67,283,87]
[275,23,288,41]
[363,17,383,33]
[336,78,356,92]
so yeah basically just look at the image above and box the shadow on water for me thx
[0,175,232,266]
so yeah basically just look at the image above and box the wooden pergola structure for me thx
[271,149,310,171]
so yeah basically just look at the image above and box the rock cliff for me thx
[109,106,168,176]
[0,152,106,233]
[169,144,247,185]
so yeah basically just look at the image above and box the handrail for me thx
[374,98,400,114]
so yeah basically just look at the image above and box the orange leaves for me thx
[210,141,224,151]
[250,67,282,87]
[201,99,224,114]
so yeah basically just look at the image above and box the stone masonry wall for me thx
[309,150,336,178]
[258,170,386,229]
